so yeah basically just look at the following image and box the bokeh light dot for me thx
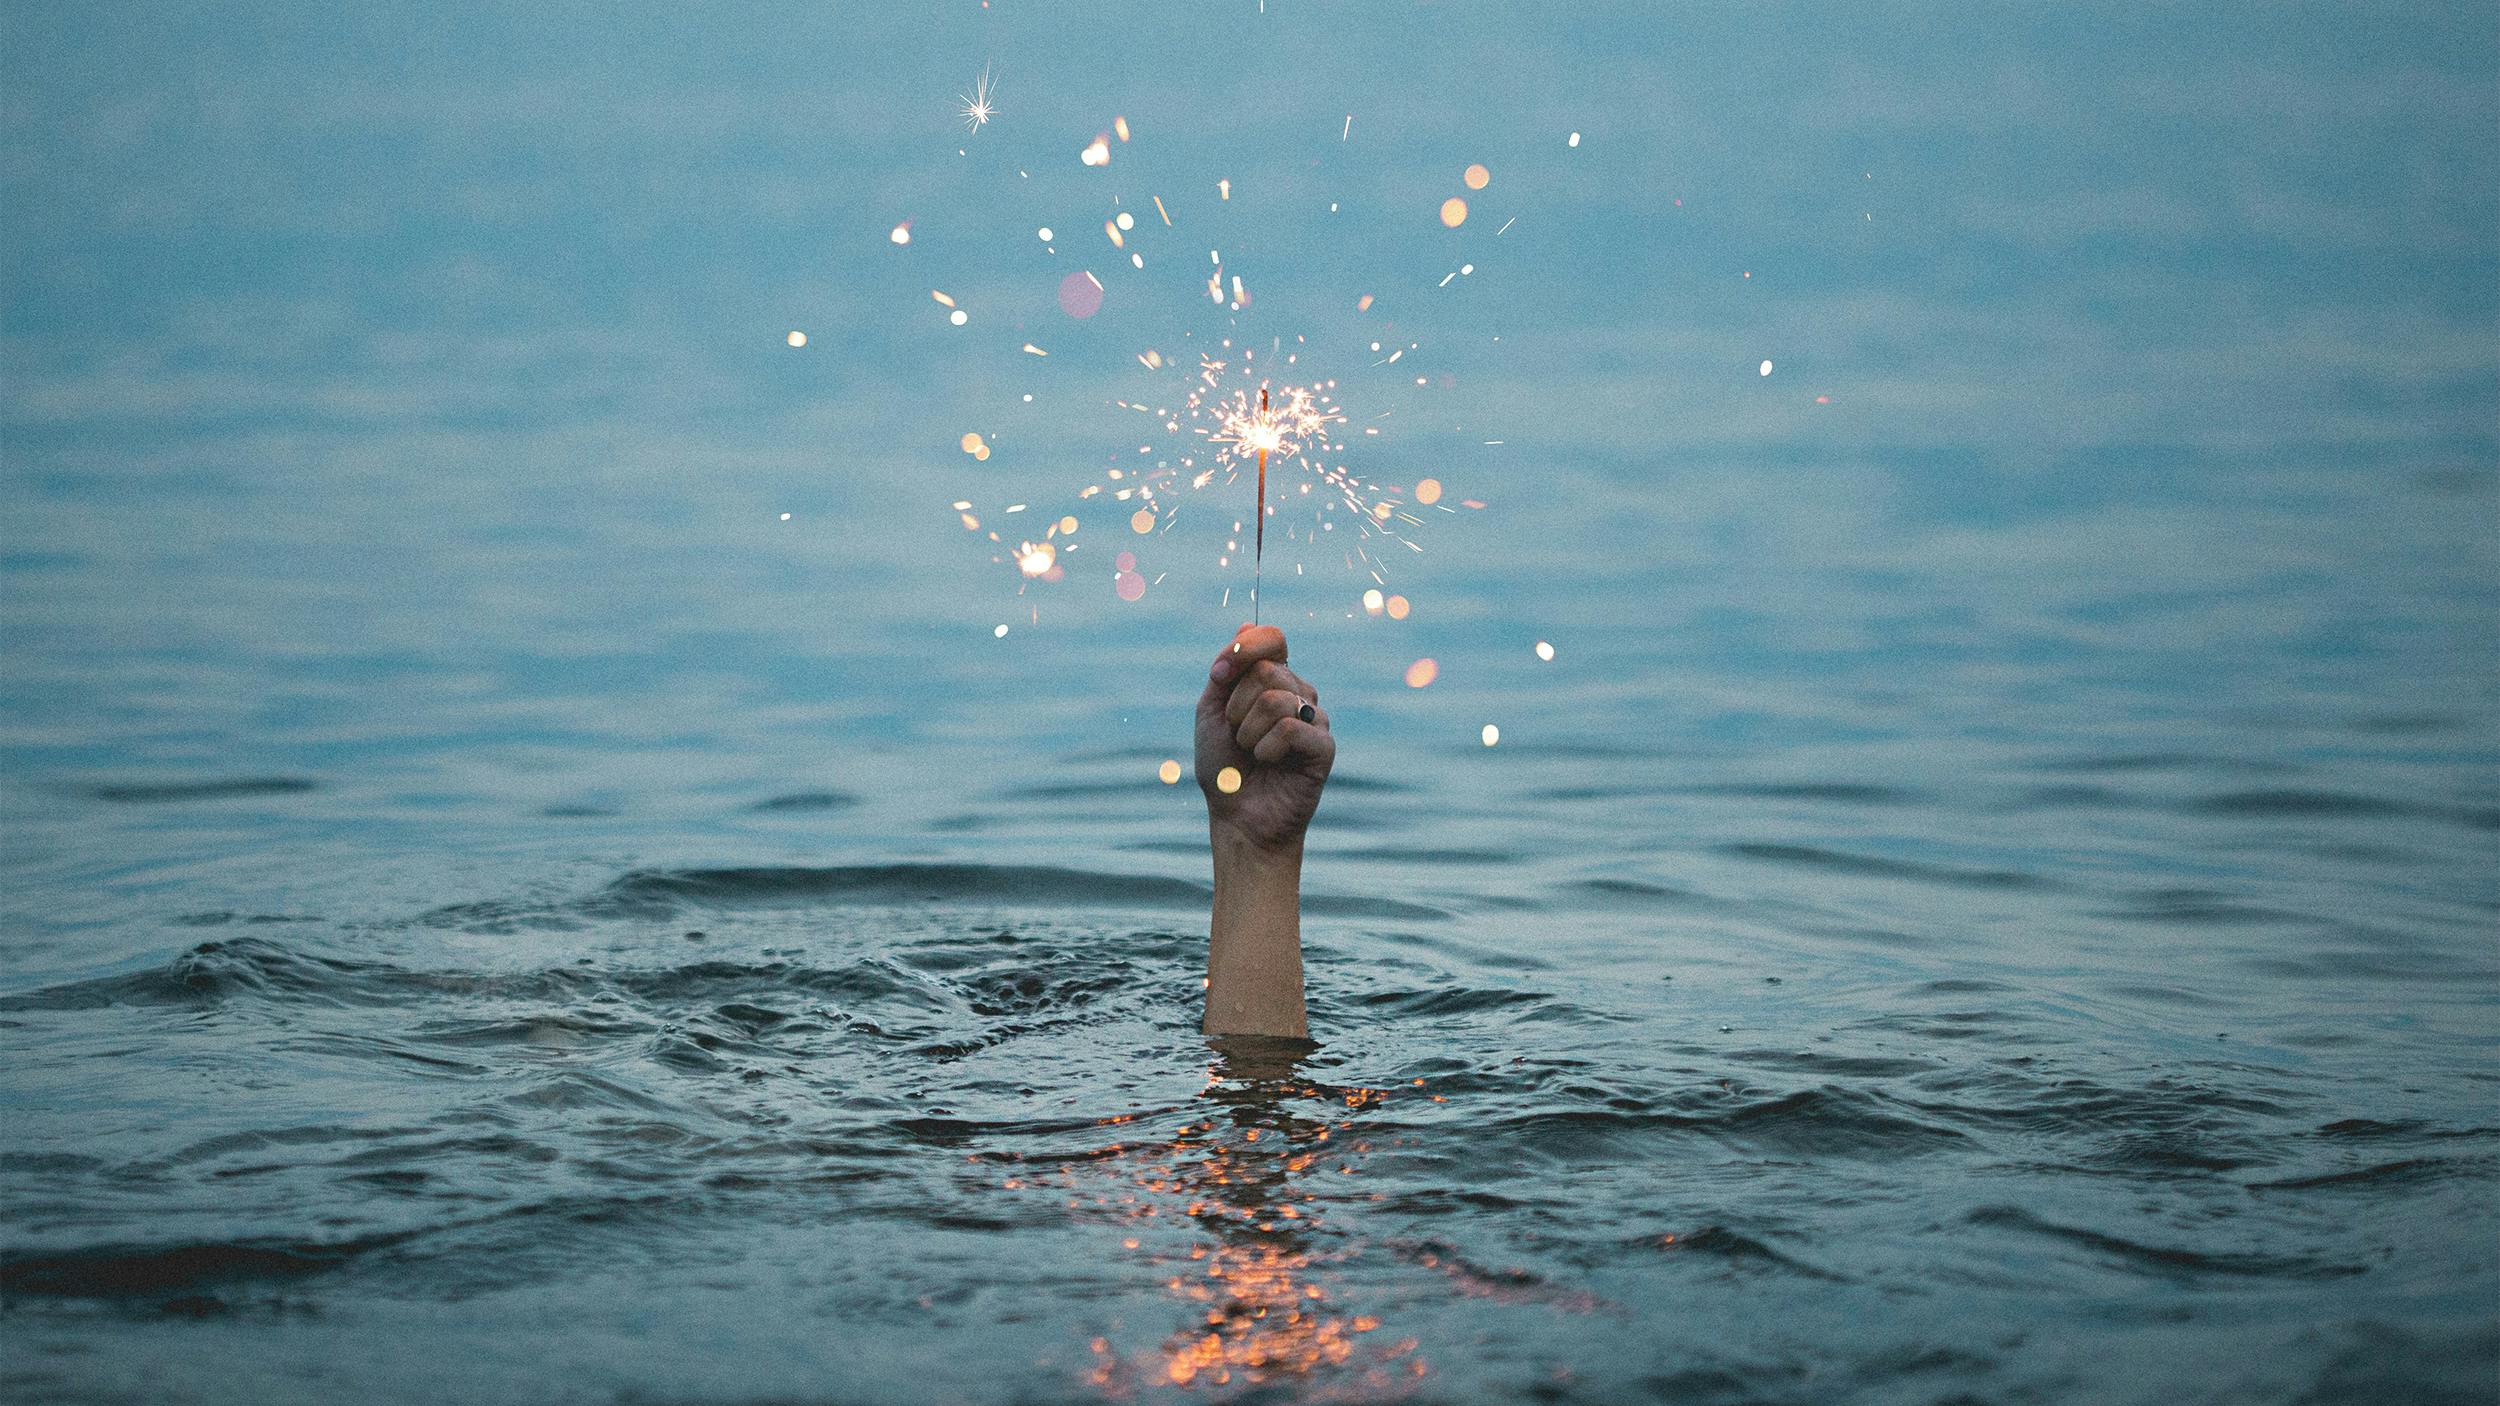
[1439,198,1468,228]
[1535,640,1556,661]
[1130,509,1156,534]
[1215,766,1242,795]
[1404,658,1439,688]
[1158,759,1183,785]
[785,330,807,347]
[1414,478,1442,505]
[1058,271,1105,319]
[1482,724,1500,747]
[1463,163,1490,190]
[1385,595,1410,620]
[950,309,968,326]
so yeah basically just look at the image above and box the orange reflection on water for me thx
[1059,1039,1426,1398]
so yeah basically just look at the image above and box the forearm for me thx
[1204,825,1307,1038]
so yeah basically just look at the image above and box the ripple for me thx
[1718,843,2055,890]
[743,791,859,812]
[1687,782,1922,804]
[0,1232,408,1299]
[1966,1206,2366,1281]
[79,777,319,803]
[2184,788,2424,819]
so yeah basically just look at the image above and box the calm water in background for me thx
[4,4,2497,1402]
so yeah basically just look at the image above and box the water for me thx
[4,3,2497,1402]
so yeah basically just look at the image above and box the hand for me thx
[1195,625,1335,852]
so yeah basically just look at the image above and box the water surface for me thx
[4,3,2496,1402]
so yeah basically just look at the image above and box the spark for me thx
[958,67,998,133]
[1207,383,1339,466]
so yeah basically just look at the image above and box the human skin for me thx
[1193,625,1334,1039]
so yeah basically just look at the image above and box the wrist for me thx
[1210,818,1307,872]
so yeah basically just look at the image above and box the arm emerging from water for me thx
[1194,625,1334,1039]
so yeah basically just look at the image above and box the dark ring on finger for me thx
[1298,703,1316,723]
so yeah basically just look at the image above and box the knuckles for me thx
[1226,665,1304,722]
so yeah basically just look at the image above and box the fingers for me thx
[1224,660,1316,724]
[1210,625,1288,685]
[1253,717,1336,768]
[1202,625,1279,715]
[1236,689,1329,756]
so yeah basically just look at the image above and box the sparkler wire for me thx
[1254,386,1267,624]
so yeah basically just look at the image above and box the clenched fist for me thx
[1195,625,1334,853]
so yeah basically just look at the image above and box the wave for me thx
[1966,1205,2365,1280]
[1718,843,2055,890]
[1477,1087,1967,1160]
[2247,1158,2473,1192]
[408,863,1451,926]
[78,777,318,803]
[742,791,859,812]
[0,1232,409,1299]
[1687,782,1921,804]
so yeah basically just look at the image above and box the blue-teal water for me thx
[4,4,2496,1402]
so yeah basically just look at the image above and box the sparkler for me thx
[1204,378,1340,622]
[934,118,1491,627]
[1254,387,1267,621]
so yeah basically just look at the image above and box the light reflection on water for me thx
[1063,1041,1412,1396]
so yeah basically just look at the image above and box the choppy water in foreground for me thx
[5,2,2498,1403]
[7,552,2497,1406]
